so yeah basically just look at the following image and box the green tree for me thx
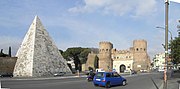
[0,49,8,57]
[169,37,180,64]
[62,47,91,71]
[59,49,64,55]
[79,48,91,64]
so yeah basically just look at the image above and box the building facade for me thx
[85,40,151,73]
[153,53,165,71]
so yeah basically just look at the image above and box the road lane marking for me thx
[0,81,10,89]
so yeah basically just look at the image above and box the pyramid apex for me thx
[34,15,39,19]
[31,15,42,28]
[33,15,40,22]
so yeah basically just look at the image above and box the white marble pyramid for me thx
[13,16,71,77]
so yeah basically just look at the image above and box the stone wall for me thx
[98,53,113,71]
[0,57,17,73]
[85,53,97,70]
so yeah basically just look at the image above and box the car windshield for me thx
[96,72,104,78]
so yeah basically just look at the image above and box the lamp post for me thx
[156,26,174,82]
[156,26,173,41]
[164,0,169,89]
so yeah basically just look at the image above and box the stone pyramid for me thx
[13,16,71,77]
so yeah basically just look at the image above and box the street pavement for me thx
[167,70,180,89]
[0,72,166,89]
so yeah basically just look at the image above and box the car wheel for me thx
[105,82,111,88]
[87,79,90,82]
[94,84,98,87]
[122,80,126,86]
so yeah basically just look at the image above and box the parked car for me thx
[93,72,127,88]
[54,72,66,77]
[0,73,13,78]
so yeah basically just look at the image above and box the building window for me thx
[136,48,138,51]
[102,49,104,52]
[106,49,108,52]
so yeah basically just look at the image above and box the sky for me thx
[0,0,180,59]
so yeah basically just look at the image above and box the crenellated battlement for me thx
[133,39,146,42]
[133,39,147,53]
[99,41,113,46]
[99,41,113,54]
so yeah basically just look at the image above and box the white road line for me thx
[0,81,10,89]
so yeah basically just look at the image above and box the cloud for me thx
[68,0,157,17]
[134,0,157,17]
[43,16,131,51]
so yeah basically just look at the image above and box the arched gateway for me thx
[120,64,126,73]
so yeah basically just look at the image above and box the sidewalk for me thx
[167,70,180,89]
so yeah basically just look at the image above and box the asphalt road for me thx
[1,72,164,89]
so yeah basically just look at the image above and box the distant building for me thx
[67,60,76,73]
[153,53,165,71]
[85,40,151,73]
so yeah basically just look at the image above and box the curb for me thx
[0,73,151,81]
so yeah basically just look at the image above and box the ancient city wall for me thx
[85,53,97,70]
[0,57,17,73]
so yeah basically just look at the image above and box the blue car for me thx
[93,72,127,88]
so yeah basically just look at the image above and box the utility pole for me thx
[164,0,169,89]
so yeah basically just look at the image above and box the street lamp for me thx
[156,26,173,76]
[156,26,173,41]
